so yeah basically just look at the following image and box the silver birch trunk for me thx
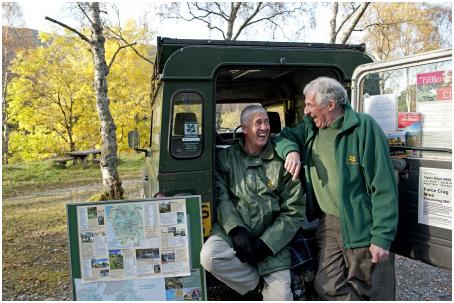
[2,28,11,164]
[89,2,124,199]
[338,2,370,44]
[329,2,338,44]
[2,73,9,164]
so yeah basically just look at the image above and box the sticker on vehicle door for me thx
[201,202,212,237]
[418,167,452,229]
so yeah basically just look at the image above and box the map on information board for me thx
[74,269,203,301]
[67,196,206,300]
[106,204,144,248]
[77,199,191,282]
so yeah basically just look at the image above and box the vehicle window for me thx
[215,103,258,133]
[360,60,451,160]
[265,103,286,129]
[170,92,203,158]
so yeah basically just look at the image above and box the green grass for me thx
[2,152,145,300]
[2,153,144,198]
[2,198,71,299]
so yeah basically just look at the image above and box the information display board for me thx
[418,168,452,230]
[66,196,206,300]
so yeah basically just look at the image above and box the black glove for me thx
[252,238,273,263]
[229,227,255,263]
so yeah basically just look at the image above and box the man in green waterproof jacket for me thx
[274,77,398,300]
[200,105,305,301]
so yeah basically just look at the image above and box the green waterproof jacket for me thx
[274,103,398,250]
[211,139,306,276]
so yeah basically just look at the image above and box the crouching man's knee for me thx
[199,236,260,295]
[200,235,234,273]
[200,240,216,272]
[262,270,293,301]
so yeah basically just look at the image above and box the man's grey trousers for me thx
[200,235,293,301]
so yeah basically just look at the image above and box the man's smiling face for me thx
[243,111,270,150]
[303,91,335,129]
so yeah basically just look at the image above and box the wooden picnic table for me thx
[66,149,101,167]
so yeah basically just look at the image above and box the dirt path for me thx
[5,179,143,203]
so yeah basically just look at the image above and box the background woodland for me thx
[2,2,452,163]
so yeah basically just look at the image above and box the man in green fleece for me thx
[200,105,305,300]
[274,77,398,300]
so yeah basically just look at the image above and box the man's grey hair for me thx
[303,77,348,108]
[240,104,267,125]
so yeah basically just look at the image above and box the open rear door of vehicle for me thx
[351,49,452,270]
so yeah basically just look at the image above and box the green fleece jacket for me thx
[212,139,305,276]
[274,103,398,250]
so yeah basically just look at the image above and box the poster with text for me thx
[418,167,452,229]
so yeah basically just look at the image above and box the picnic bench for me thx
[66,149,101,167]
[52,157,74,168]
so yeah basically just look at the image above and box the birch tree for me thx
[359,3,451,60]
[158,2,315,40]
[46,3,126,199]
[2,2,35,164]
[46,2,153,199]
[328,2,370,44]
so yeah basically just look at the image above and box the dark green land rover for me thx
[129,37,452,289]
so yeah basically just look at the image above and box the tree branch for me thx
[111,3,122,28]
[334,4,359,39]
[105,26,154,65]
[185,3,226,38]
[244,4,300,28]
[215,2,229,19]
[127,44,154,65]
[45,16,91,44]
[226,2,242,39]
[191,2,230,21]
[53,128,70,144]
[339,2,370,44]
[354,20,413,31]
[329,2,338,43]
[107,42,137,71]
[77,3,94,27]
[233,2,263,40]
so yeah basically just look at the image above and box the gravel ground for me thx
[207,254,452,301]
[395,254,452,301]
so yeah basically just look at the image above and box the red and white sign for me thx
[417,71,444,85]
[436,87,452,101]
[398,112,421,129]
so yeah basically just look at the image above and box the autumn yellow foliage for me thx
[7,21,153,162]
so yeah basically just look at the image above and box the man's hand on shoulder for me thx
[284,151,302,181]
[369,244,389,263]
